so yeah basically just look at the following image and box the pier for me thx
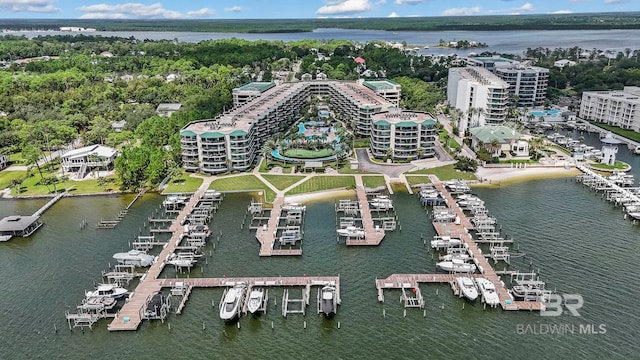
[346,177,385,246]
[428,175,543,311]
[254,196,304,256]
[108,177,214,331]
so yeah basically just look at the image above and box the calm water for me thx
[8,28,640,56]
[1,139,639,358]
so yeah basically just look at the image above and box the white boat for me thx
[634,145,640,155]
[430,236,462,249]
[203,189,222,199]
[456,277,478,301]
[113,250,155,267]
[436,258,476,273]
[475,278,500,307]
[247,288,266,314]
[282,202,306,212]
[219,283,247,321]
[163,194,189,207]
[166,252,199,268]
[440,253,471,262]
[81,296,117,310]
[336,226,365,238]
[321,285,337,317]
[85,284,128,299]
[626,211,640,221]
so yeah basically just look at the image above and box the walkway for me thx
[429,175,543,311]
[108,177,214,331]
[347,176,385,245]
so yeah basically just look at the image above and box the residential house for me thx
[156,103,182,118]
[469,125,529,158]
[61,145,118,179]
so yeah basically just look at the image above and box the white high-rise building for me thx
[495,65,549,107]
[447,67,509,135]
[580,86,640,132]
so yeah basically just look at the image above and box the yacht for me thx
[626,211,640,221]
[163,194,189,207]
[219,283,247,321]
[369,196,393,210]
[440,253,471,262]
[320,285,337,317]
[166,252,200,268]
[436,258,476,273]
[247,288,266,314]
[112,249,155,267]
[282,203,306,212]
[81,296,117,310]
[430,236,462,249]
[85,284,128,299]
[456,277,478,301]
[475,278,500,307]
[336,226,365,238]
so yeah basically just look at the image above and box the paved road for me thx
[355,149,415,178]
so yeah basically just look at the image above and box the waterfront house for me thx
[470,125,528,158]
[0,153,8,170]
[61,145,118,179]
[156,103,182,118]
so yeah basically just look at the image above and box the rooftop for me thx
[470,125,522,143]
[0,215,40,232]
[235,82,276,93]
[371,110,436,126]
[362,79,400,91]
[156,103,182,111]
[62,145,117,160]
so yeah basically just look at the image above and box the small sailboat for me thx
[456,277,478,301]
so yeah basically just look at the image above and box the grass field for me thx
[209,175,276,202]
[282,148,334,159]
[1,169,119,195]
[406,164,476,180]
[286,176,355,195]
[405,175,432,186]
[438,130,461,150]
[590,161,628,171]
[163,172,204,194]
[261,174,306,190]
[0,171,26,190]
[589,122,640,143]
[362,175,386,188]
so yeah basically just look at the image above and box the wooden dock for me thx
[427,175,543,311]
[33,189,69,217]
[108,177,214,331]
[254,197,302,256]
[346,177,385,246]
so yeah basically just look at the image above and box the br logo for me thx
[541,294,583,317]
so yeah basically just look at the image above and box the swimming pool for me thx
[529,109,561,117]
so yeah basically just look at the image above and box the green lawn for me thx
[259,158,294,174]
[209,175,276,202]
[0,170,27,189]
[438,130,461,149]
[286,176,355,195]
[1,169,119,195]
[406,164,477,181]
[262,174,306,190]
[590,161,628,171]
[589,122,640,143]
[362,175,386,188]
[405,175,432,187]
[282,148,334,159]
[163,172,204,194]
[547,145,571,155]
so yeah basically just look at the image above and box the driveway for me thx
[355,149,415,178]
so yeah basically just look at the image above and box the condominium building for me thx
[232,82,276,107]
[370,109,437,160]
[447,67,509,135]
[467,56,549,107]
[360,79,402,106]
[579,86,640,132]
[495,65,549,107]
[180,80,433,174]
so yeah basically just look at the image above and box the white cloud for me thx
[187,8,215,16]
[0,0,59,12]
[570,0,590,3]
[394,0,428,4]
[316,0,372,15]
[604,0,627,3]
[78,2,215,19]
[549,9,573,14]
[224,6,243,12]
[518,3,533,11]
[441,6,481,16]
[388,11,399,17]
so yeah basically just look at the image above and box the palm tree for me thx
[385,147,394,162]
[526,114,536,123]
[489,139,501,158]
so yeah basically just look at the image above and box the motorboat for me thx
[608,172,635,187]
[81,296,118,310]
[247,288,266,315]
[163,194,189,207]
[444,180,471,193]
[184,224,211,237]
[475,278,500,307]
[85,283,128,299]
[456,277,478,301]
[203,189,222,199]
[282,203,306,212]
[112,249,155,267]
[279,229,302,244]
[321,285,337,317]
[436,258,476,273]
[144,291,168,318]
[510,281,548,301]
[336,226,365,238]
[219,283,247,321]
[440,253,472,262]
[430,236,462,249]
[166,252,200,268]
[634,145,640,155]
[626,211,640,221]
[369,196,393,210]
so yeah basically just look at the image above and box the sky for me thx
[0,0,637,19]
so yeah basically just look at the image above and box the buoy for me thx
[303,321,307,329]
[337,322,340,329]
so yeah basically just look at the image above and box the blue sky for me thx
[0,0,637,19]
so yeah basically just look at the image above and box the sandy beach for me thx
[474,166,580,187]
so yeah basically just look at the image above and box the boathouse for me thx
[0,215,43,239]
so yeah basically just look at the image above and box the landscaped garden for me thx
[286,176,355,195]
[209,175,276,202]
